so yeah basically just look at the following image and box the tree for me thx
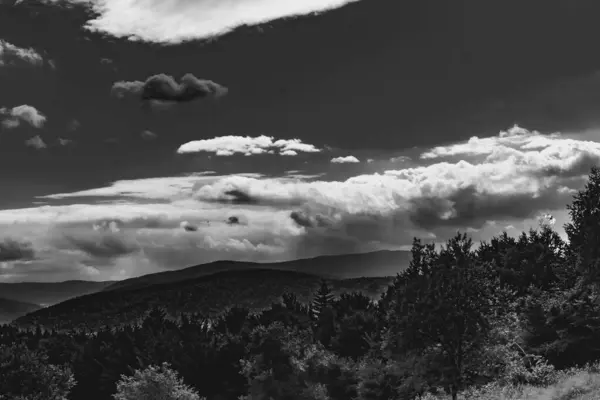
[384,233,492,400]
[113,362,202,400]
[565,166,600,286]
[312,279,335,320]
[0,341,76,400]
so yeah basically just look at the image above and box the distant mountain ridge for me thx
[0,280,115,306]
[102,250,411,293]
[0,297,42,325]
[14,268,396,332]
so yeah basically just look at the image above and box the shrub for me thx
[113,362,203,400]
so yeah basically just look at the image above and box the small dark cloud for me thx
[111,73,228,105]
[180,221,198,232]
[290,210,336,229]
[0,238,35,262]
[290,210,312,227]
[222,189,258,205]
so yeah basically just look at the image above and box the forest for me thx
[3,167,600,400]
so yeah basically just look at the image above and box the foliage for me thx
[113,362,203,400]
[0,341,76,400]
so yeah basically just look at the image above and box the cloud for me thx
[177,135,321,156]
[51,225,140,260]
[57,0,359,43]
[25,135,47,149]
[0,40,43,67]
[4,124,599,281]
[39,174,218,201]
[331,155,360,163]
[58,138,73,146]
[193,125,600,247]
[67,119,80,131]
[141,130,158,140]
[0,105,47,129]
[0,238,35,262]
[180,221,198,231]
[111,73,228,105]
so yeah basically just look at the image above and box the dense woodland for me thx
[3,167,600,399]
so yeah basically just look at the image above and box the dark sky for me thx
[1,0,600,281]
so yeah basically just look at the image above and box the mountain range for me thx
[3,250,410,328]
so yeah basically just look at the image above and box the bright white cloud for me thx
[331,155,360,163]
[44,0,359,43]
[0,40,43,66]
[2,125,596,282]
[0,105,47,129]
[38,173,265,201]
[177,135,321,156]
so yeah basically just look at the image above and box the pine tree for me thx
[311,279,335,320]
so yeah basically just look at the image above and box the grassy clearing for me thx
[421,364,600,400]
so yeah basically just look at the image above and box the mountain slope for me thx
[103,250,411,293]
[0,297,42,324]
[0,280,115,306]
[14,268,394,332]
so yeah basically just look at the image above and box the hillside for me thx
[0,280,115,306]
[0,297,42,325]
[14,268,394,332]
[103,249,411,293]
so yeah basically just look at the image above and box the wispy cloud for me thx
[177,135,321,156]
[57,138,73,146]
[52,0,360,43]
[0,40,43,67]
[0,105,47,129]
[141,130,158,140]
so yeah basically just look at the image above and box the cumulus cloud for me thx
[58,138,73,146]
[111,73,227,106]
[3,124,599,281]
[0,40,43,67]
[25,135,47,149]
[59,0,359,43]
[0,105,47,129]
[177,135,321,156]
[193,125,600,247]
[331,155,360,163]
[0,238,35,262]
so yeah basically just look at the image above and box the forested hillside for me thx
[4,167,600,399]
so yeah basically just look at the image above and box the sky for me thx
[1,0,600,282]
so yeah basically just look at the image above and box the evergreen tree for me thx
[565,166,600,286]
[311,279,335,320]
